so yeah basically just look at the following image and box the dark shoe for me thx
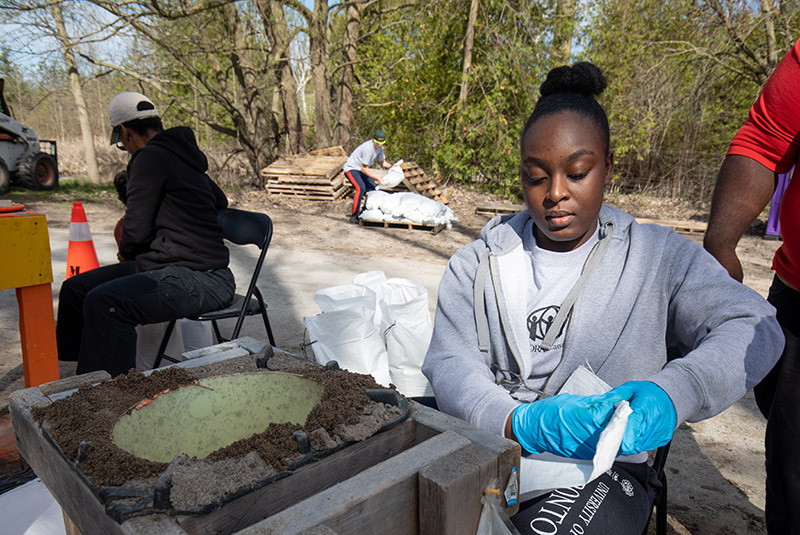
[348,215,359,225]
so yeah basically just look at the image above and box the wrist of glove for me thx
[604,381,676,455]
[511,392,623,460]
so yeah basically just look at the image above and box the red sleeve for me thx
[727,39,800,174]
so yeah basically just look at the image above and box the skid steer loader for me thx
[0,78,58,195]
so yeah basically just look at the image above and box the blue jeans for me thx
[755,275,800,534]
[57,262,235,377]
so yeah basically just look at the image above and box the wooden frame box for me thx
[10,339,521,535]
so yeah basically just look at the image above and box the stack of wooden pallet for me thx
[261,146,349,200]
[392,162,448,204]
[261,147,448,205]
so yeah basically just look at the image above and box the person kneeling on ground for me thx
[422,62,784,534]
[56,91,235,377]
[343,129,392,224]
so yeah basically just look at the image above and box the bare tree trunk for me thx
[52,3,101,184]
[311,0,332,148]
[334,0,361,148]
[553,0,576,65]
[261,0,304,154]
[760,0,778,66]
[459,0,479,104]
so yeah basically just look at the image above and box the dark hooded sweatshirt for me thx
[119,126,229,271]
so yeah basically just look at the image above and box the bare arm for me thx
[505,411,515,440]
[703,154,776,281]
[360,163,386,185]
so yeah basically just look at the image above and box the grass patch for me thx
[6,177,118,203]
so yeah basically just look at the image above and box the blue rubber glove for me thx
[606,381,676,455]
[511,392,623,460]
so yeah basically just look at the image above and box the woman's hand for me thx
[603,381,676,454]
[511,392,623,459]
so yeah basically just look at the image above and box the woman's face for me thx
[520,110,613,252]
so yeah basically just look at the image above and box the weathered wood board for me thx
[10,339,521,535]
[359,218,445,235]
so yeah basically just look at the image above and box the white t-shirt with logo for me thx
[522,219,599,383]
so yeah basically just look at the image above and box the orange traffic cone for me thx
[66,201,100,279]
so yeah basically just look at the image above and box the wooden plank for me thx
[9,387,135,535]
[177,418,417,535]
[63,511,81,535]
[238,431,472,535]
[325,163,344,179]
[266,184,339,193]
[268,195,338,201]
[38,370,110,397]
[635,217,707,234]
[265,176,336,185]
[475,202,526,216]
[359,219,445,235]
[304,146,348,157]
[418,444,497,535]
[412,403,521,516]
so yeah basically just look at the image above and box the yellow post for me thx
[0,210,60,387]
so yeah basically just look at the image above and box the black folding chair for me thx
[642,442,671,535]
[153,208,276,368]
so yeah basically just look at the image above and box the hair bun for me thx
[540,62,607,98]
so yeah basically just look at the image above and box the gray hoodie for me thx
[422,205,783,440]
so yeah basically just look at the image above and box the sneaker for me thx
[348,215,359,225]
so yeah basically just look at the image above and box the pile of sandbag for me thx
[303,270,434,397]
[360,190,457,228]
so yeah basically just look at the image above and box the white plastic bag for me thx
[135,319,214,369]
[314,283,377,323]
[376,159,405,190]
[476,488,514,535]
[303,271,434,396]
[380,278,434,397]
[304,308,392,387]
[352,270,389,326]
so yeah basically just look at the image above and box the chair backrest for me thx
[217,208,273,337]
[218,208,272,250]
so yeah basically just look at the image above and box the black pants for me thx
[56,262,235,377]
[511,462,660,535]
[754,275,800,534]
[345,169,377,216]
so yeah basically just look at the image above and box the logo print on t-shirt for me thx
[527,305,565,342]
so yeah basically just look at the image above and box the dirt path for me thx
[0,185,782,534]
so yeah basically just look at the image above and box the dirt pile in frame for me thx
[32,354,406,516]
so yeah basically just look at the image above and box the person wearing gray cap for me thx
[343,129,393,224]
[56,91,236,377]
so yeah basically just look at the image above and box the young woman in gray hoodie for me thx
[422,63,783,534]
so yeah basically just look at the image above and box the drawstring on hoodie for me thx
[474,220,615,393]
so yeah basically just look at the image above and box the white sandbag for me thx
[380,278,434,397]
[314,283,377,324]
[180,318,215,351]
[364,191,457,227]
[304,308,392,387]
[359,208,386,221]
[352,270,388,326]
[135,319,215,370]
[376,160,405,190]
[364,190,391,210]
